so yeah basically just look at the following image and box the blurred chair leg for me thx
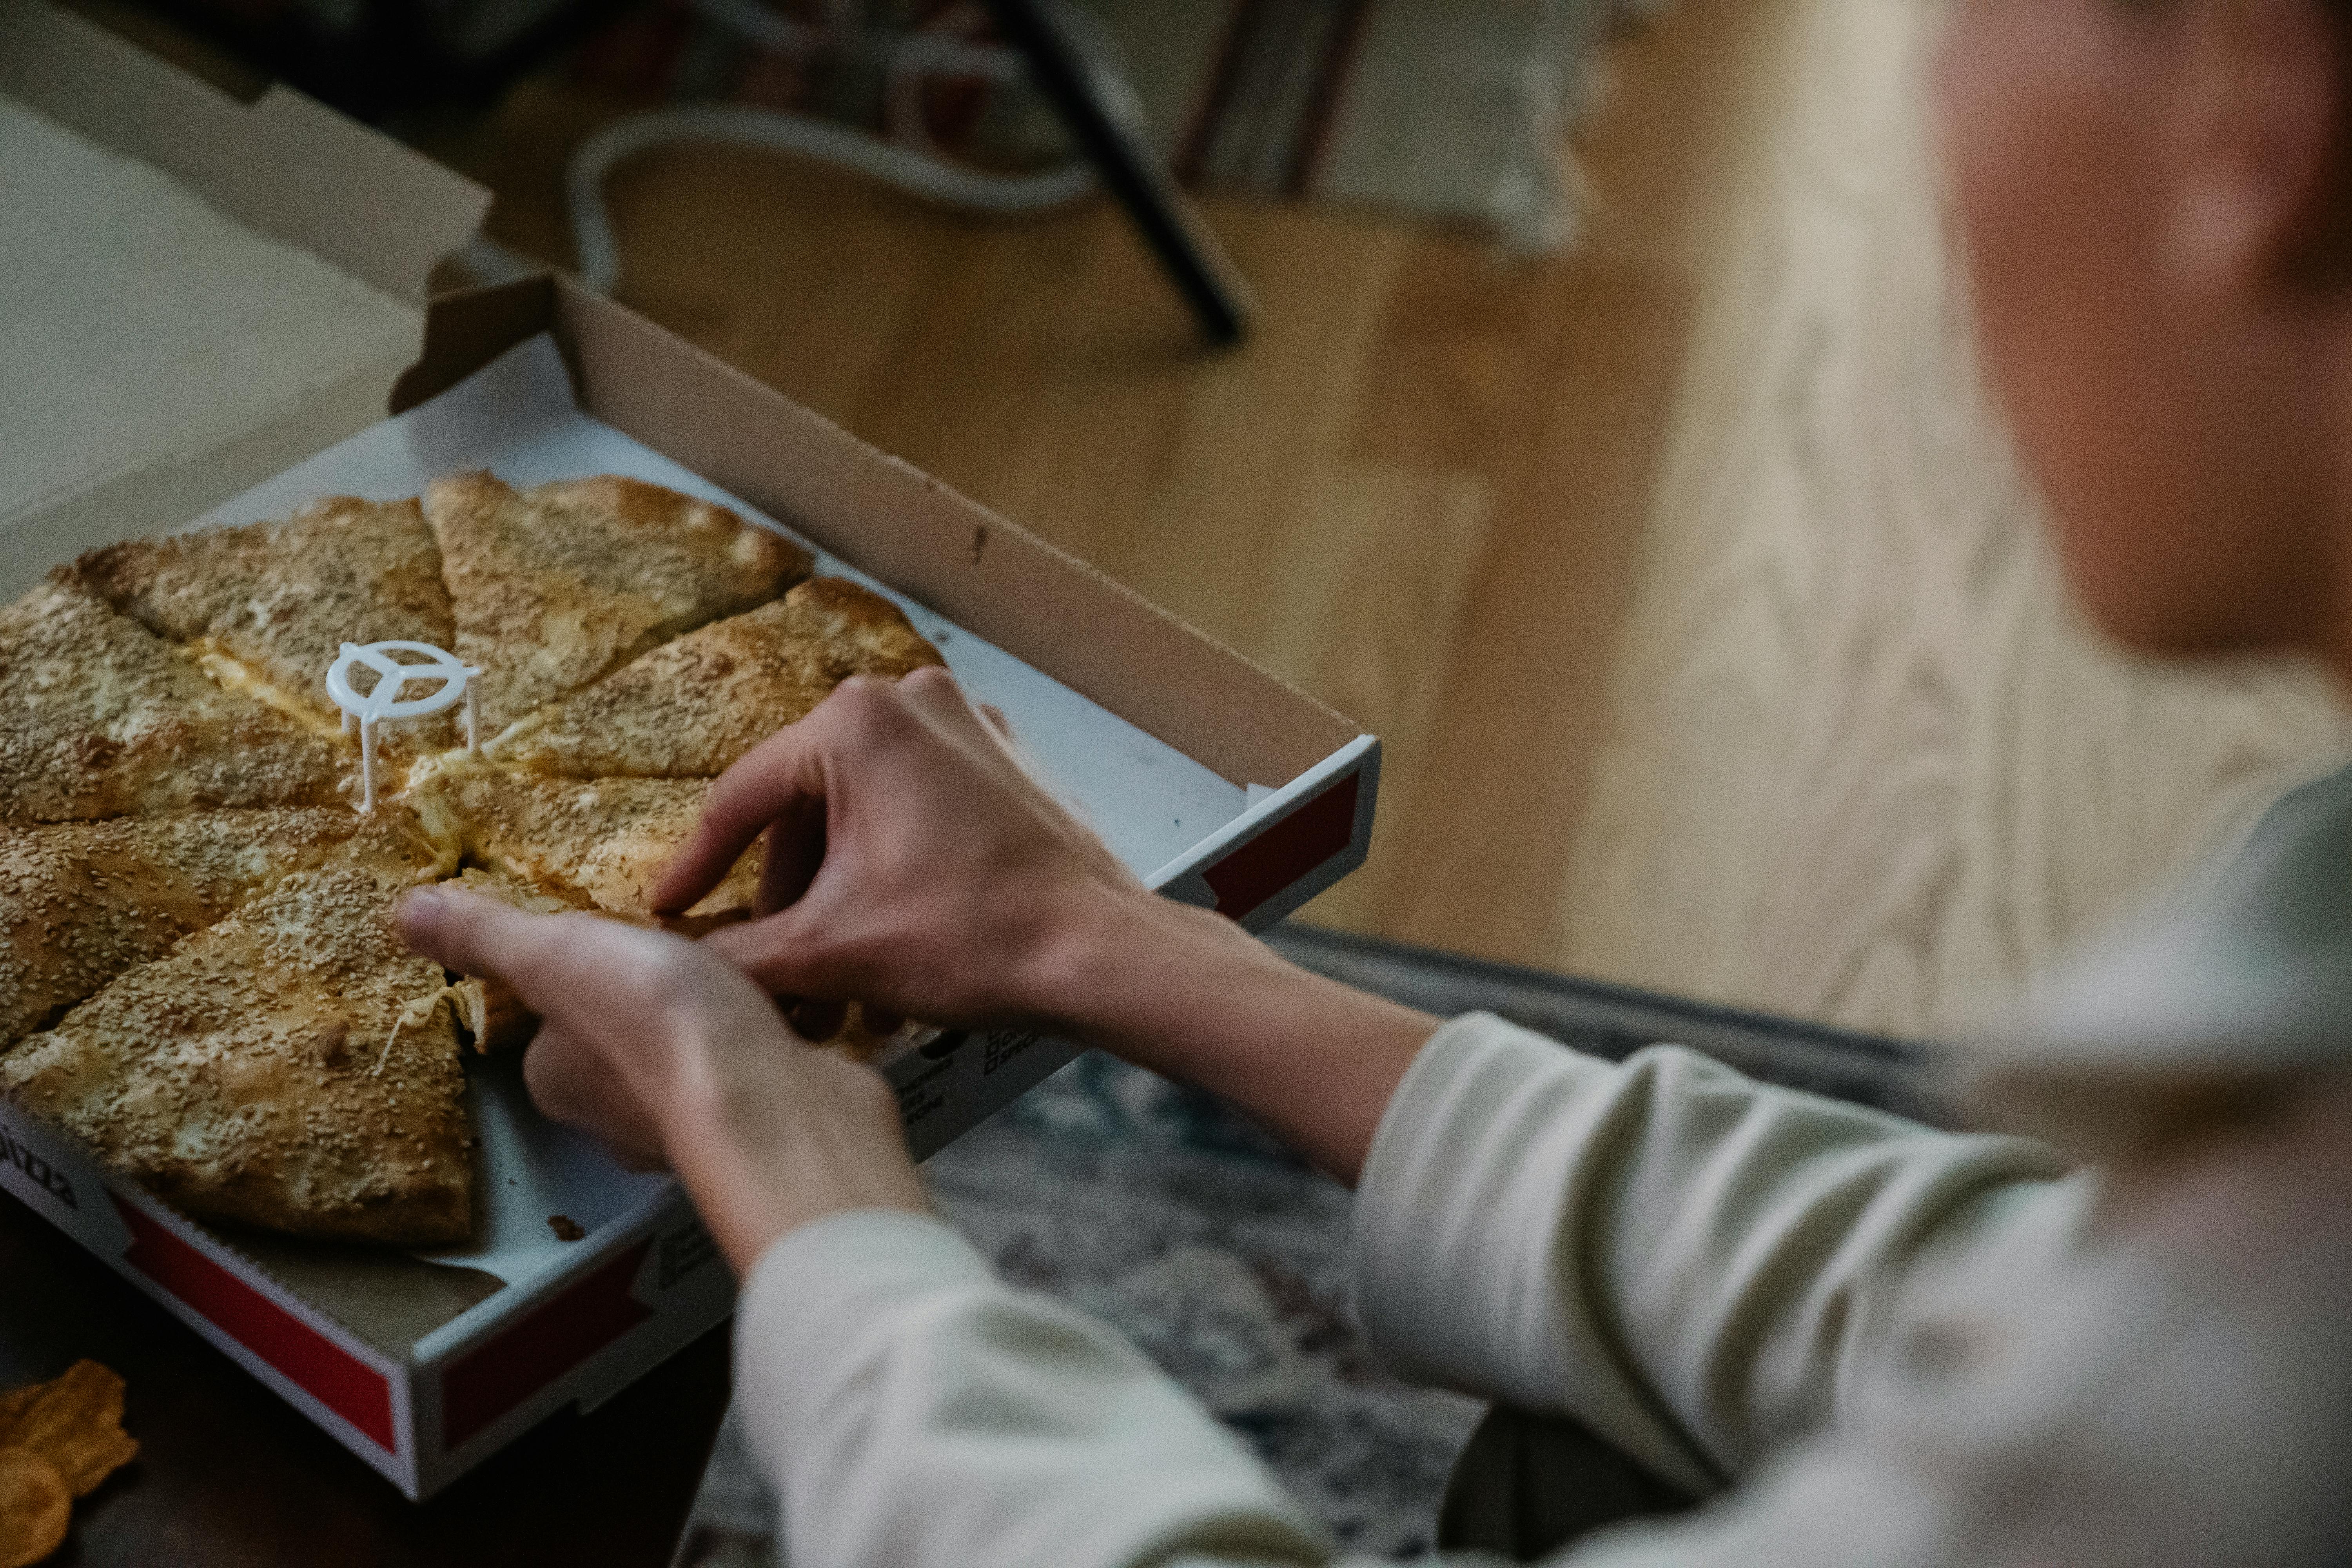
[980,0,1258,346]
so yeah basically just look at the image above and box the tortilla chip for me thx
[0,1362,138,1497]
[0,1447,68,1568]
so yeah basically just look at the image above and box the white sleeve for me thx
[730,1020,2085,1568]
[1350,1014,2078,1498]
[732,1208,1348,1568]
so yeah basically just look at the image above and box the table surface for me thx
[0,1191,731,1567]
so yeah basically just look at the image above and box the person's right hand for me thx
[651,665,1157,1031]
[656,664,1438,1183]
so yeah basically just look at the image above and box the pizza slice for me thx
[437,842,915,1066]
[425,767,760,922]
[1,848,475,1247]
[426,472,813,737]
[438,867,595,1053]
[71,497,454,743]
[487,577,944,778]
[0,806,429,1050]
[0,578,352,824]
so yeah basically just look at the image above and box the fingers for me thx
[399,885,679,1024]
[699,915,881,1029]
[399,884,576,994]
[652,720,829,916]
[521,1019,670,1170]
[659,669,1000,918]
[702,912,826,996]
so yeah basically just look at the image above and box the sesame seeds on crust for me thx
[2,859,475,1248]
[0,474,873,1247]
[489,576,943,779]
[423,767,761,922]
[0,808,367,1050]
[426,471,814,736]
[0,580,354,825]
[71,497,454,732]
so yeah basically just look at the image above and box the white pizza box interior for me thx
[0,0,490,589]
[0,0,1380,1503]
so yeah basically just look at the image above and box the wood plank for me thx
[1331,257,1689,958]
[1554,0,2352,1036]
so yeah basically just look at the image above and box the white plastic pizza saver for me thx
[324,641,480,812]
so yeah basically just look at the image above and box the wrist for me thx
[1016,886,1441,1183]
[657,1031,927,1272]
[1021,881,1258,1054]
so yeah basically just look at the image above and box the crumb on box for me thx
[548,1214,584,1242]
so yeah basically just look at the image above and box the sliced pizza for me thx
[424,766,760,922]
[426,472,812,737]
[0,806,411,1050]
[71,497,454,740]
[487,577,944,778]
[439,867,594,1053]
[2,849,474,1247]
[437,865,913,1064]
[0,578,352,824]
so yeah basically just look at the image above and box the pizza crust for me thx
[2,853,474,1247]
[427,472,813,736]
[425,765,760,921]
[489,577,943,777]
[72,497,454,736]
[0,808,373,1050]
[0,579,353,824]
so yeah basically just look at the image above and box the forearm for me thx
[655,882,1434,1269]
[1029,889,1440,1185]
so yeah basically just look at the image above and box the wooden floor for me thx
[416,0,2350,1039]
[1552,0,2351,1037]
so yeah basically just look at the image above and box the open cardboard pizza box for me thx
[0,0,1377,1501]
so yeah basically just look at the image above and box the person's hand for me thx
[652,665,1156,1030]
[397,884,926,1269]
[650,666,1442,1185]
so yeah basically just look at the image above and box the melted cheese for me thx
[187,639,347,741]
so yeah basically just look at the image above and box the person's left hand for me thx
[397,884,927,1270]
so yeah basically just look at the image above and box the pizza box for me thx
[0,0,490,595]
[0,0,1379,1503]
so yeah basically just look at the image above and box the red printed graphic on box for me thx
[1205,771,1363,920]
[439,1242,654,1450]
[113,1198,397,1452]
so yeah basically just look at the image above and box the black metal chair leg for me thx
[980,0,1258,347]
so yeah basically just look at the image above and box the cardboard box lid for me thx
[0,0,489,595]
